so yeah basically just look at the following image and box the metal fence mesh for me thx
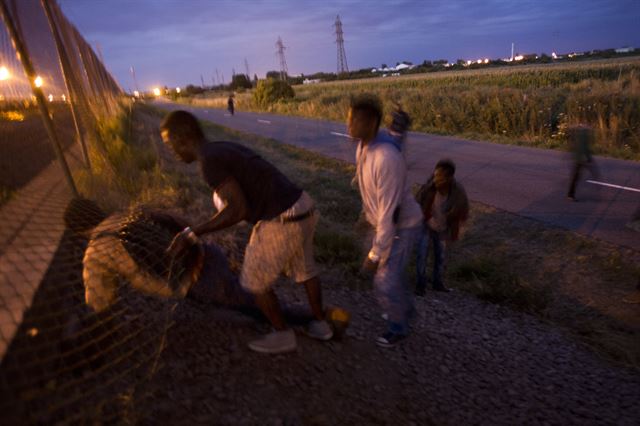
[0,1,177,422]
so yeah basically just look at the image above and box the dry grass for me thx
[183,57,640,159]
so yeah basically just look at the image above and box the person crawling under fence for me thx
[63,197,349,332]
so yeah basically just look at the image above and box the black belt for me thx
[280,207,315,224]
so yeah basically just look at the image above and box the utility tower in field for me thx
[334,15,349,74]
[275,36,288,81]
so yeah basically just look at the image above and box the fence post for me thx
[41,0,91,170]
[0,0,79,197]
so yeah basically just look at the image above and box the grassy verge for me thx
[74,102,202,213]
[179,57,640,160]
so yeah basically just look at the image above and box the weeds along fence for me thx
[0,1,176,423]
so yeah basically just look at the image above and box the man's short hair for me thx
[435,158,456,177]
[350,94,383,132]
[160,110,205,142]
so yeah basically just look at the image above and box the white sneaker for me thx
[305,320,333,341]
[248,329,297,354]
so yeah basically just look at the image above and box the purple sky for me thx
[59,0,640,91]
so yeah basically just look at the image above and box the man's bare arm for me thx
[192,177,249,235]
[167,177,248,256]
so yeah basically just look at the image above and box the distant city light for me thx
[0,66,9,81]
[484,58,490,64]
[466,60,472,66]
[153,87,161,96]
[514,55,524,61]
[176,87,181,93]
[47,94,53,102]
[61,94,66,102]
[133,90,140,98]
[34,75,43,87]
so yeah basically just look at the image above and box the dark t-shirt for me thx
[199,141,302,223]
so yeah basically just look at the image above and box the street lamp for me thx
[176,87,181,94]
[153,87,161,96]
[0,66,9,81]
[34,75,43,87]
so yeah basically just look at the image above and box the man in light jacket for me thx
[347,94,423,347]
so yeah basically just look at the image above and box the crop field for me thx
[186,57,640,159]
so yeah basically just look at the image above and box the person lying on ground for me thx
[64,198,348,330]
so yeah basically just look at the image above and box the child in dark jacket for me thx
[415,159,469,294]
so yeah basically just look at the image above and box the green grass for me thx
[449,255,552,314]
[74,101,197,213]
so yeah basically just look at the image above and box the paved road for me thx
[155,100,640,250]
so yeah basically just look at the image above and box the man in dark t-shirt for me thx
[160,110,333,354]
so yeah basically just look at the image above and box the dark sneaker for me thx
[248,329,296,354]
[376,331,407,348]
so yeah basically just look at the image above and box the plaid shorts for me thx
[240,192,319,294]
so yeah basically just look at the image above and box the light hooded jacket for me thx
[356,131,422,263]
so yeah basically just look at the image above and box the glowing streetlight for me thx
[153,87,161,96]
[48,94,53,102]
[0,66,9,81]
[61,94,67,102]
[133,90,140,98]
[34,75,43,88]
[176,87,181,94]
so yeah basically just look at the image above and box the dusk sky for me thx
[59,0,640,91]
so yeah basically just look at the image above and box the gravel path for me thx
[134,283,640,425]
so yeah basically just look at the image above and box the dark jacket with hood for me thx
[415,176,469,241]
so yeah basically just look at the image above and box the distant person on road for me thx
[388,102,411,146]
[227,94,235,116]
[415,159,469,295]
[567,124,599,201]
[347,94,423,347]
[160,110,333,354]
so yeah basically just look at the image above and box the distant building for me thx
[615,46,635,53]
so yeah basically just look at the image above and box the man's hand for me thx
[166,227,198,258]
[359,257,379,279]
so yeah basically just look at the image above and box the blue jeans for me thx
[416,224,446,292]
[374,226,420,336]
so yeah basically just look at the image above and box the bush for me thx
[253,78,294,106]
[231,74,252,90]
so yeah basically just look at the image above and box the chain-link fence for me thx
[0,0,182,422]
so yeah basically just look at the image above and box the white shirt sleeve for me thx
[370,148,405,263]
